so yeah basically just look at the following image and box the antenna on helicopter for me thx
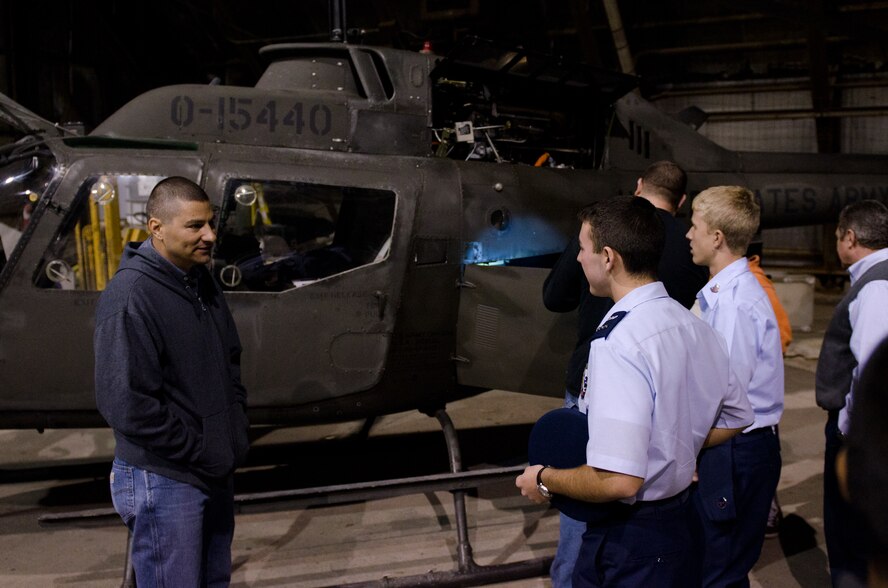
[329,0,347,43]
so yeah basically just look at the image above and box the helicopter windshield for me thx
[0,147,57,272]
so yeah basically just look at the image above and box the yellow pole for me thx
[104,193,123,277]
[255,183,272,226]
[74,223,85,290]
[89,198,107,290]
[84,232,96,291]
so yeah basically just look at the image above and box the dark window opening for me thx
[215,179,395,291]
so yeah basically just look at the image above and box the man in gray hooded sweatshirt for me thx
[95,176,249,587]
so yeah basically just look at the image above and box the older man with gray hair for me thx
[816,199,888,588]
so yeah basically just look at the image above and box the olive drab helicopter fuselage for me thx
[2,40,888,430]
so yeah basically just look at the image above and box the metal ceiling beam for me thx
[636,36,848,58]
[633,11,772,29]
[701,105,888,122]
[722,0,888,42]
[807,0,842,154]
[602,0,635,75]
[651,76,888,99]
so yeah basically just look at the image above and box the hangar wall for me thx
[651,81,888,268]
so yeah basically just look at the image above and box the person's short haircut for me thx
[146,176,210,222]
[691,186,760,255]
[846,335,888,575]
[577,195,664,279]
[641,161,687,210]
[837,200,888,250]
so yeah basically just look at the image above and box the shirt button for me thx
[717,497,728,509]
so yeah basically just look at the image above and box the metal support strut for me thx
[434,408,479,573]
[335,408,551,587]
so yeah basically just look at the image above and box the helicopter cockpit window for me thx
[34,174,164,290]
[215,179,395,291]
[0,149,57,274]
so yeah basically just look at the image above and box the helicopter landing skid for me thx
[321,408,552,588]
[40,408,551,587]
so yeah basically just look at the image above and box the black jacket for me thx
[94,240,249,490]
[657,209,709,309]
[542,235,614,400]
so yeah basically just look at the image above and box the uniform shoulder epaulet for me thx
[592,310,628,341]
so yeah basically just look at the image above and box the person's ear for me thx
[603,246,615,269]
[148,217,163,241]
[678,194,687,210]
[634,178,643,196]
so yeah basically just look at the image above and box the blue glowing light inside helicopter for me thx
[464,215,568,266]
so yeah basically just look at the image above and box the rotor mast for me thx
[329,0,347,43]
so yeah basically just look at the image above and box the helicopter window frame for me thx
[214,177,397,292]
[0,146,60,283]
[32,173,165,291]
[361,49,395,100]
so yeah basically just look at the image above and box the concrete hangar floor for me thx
[0,292,837,587]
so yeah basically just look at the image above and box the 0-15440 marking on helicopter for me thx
[170,96,334,135]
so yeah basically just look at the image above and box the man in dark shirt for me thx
[634,160,710,306]
[541,160,707,587]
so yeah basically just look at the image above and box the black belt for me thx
[630,487,690,516]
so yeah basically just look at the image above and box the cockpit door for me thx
[453,163,591,398]
[455,265,575,398]
[204,156,407,415]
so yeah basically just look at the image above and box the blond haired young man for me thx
[686,185,784,587]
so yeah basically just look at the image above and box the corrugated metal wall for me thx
[652,81,888,266]
[842,86,888,154]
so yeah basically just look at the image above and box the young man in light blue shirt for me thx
[686,185,784,587]
[517,196,753,587]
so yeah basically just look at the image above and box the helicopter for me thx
[2,36,888,432]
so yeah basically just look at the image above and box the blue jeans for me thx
[550,389,584,587]
[110,458,235,587]
[552,512,585,587]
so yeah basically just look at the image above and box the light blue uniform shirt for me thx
[580,282,753,503]
[839,247,888,434]
[697,258,784,432]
